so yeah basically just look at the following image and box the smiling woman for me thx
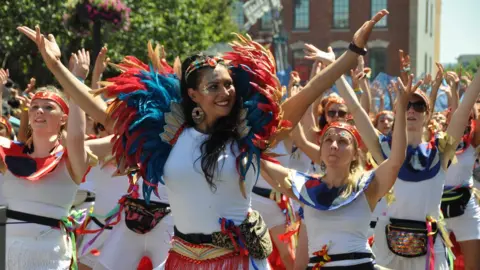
[0,83,95,269]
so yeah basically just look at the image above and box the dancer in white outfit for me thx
[0,81,100,269]
[259,87,409,269]
[442,127,480,269]
[340,58,480,269]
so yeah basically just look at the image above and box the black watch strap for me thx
[349,42,368,56]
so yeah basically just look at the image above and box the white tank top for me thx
[445,146,475,187]
[382,171,445,221]
[304,194,373,266]
[2,160,79,219]
[163,128,255,234]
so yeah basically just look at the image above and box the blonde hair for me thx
[319,129,365,199]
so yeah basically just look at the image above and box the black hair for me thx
[180,53,242,191]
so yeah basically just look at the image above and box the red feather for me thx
[136,256,153,270]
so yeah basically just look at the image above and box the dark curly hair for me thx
[180,53,242,191]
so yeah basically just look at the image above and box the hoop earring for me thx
[192,106,205,125]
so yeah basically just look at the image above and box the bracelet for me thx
[22,107,29,112]
[402,66,411,73]
[354,88,364,95]
[348,42,367,56]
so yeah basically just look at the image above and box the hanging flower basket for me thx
[64,0,131,36]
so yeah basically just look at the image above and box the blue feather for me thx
[112,67,182,204]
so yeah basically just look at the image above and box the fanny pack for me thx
[123,197,171,234]
[385,218,437,257]
[441,187,472,218]
[174,211,272,260]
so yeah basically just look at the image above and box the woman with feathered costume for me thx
[18,10,386,269]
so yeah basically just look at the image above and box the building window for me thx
[261,11,273,30]
[425,0,429,34]
[369,48,387,77]
[294,0,310,30]
[293,49,309,82]
[371,0,387,27]
[430,3,433,37]
[232,1,245,29]
[333,0,349,29]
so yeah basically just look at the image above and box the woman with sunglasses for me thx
[335,59,480,268]
[258,74,412,269]
[316,95,349,130]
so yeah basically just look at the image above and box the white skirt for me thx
[95,212,174,270]
[445,195,480,241]
[6,223,72,270]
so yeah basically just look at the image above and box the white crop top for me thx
[2,160,79,219]
[164,128,255,234]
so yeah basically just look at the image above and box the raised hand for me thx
[24,77,36,94]
[395,74,422,106]
[71,49,91,80]
[424,74,432,86]
[17,25,61,68]
[304,44,336,66]
[399,50,411,84]
[445,71,460,86]
[288,71,301,97]
[432,63,444,88]
[353,9,389,48]
[93,46,110,77]
[0,68,9,86]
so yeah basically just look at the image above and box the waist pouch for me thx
[123,197,171,234]
[441,187,472,218]
[385,218,437,257]
[210,210,272,259]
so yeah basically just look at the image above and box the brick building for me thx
[233,0,441,81]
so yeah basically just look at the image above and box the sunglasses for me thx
[407,101,427,113]
[327,110,347,118]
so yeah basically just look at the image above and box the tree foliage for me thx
[0,0,239,88]
[445,57,480,77]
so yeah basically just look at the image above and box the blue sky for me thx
[440,0,480,63]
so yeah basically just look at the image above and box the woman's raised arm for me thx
[277,10,388,136]
[17,26,110,130]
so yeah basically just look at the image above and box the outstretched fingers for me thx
[364,9,389,32]
[17,26,37,42]
[413,80,424,93]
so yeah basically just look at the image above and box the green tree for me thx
[0,0,238,88]
[445,57,480,77]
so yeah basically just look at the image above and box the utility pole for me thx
[268,0,288,72]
